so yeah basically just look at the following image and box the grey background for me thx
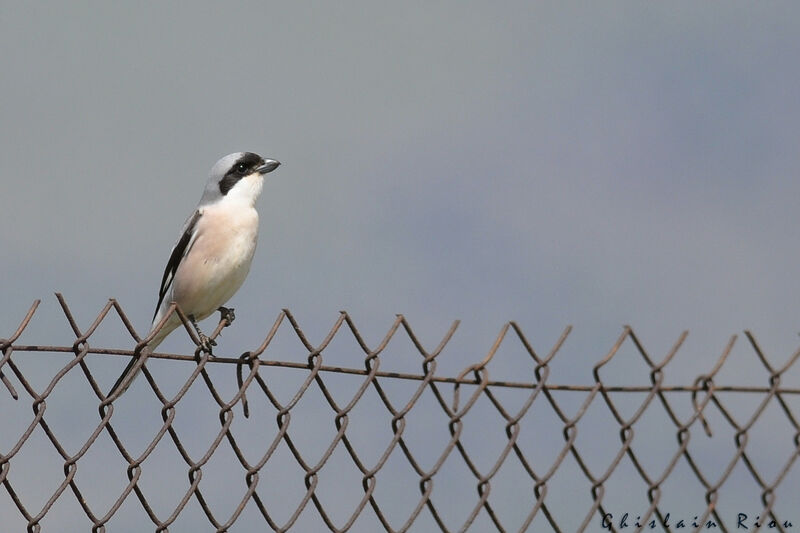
[1,2,799,531]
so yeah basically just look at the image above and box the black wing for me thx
[153,209,202,322]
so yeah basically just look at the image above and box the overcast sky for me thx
[2,2,799,531]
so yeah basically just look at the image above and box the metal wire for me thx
[1,294,798,532]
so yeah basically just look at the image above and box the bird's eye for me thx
[236,163,248,173]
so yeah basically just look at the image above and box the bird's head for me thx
[201,152,280,206]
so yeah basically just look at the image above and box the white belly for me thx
[171,204,259,321]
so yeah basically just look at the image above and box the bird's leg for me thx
[218,306,235,326]
[189,314,216,352]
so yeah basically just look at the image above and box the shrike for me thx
[108,151,280,397]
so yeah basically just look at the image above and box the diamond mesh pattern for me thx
[1,294,798,532]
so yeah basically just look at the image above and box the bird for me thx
[108,151,280,397]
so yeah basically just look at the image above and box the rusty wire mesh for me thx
[1,294,799,532]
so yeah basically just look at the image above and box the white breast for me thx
[171,202,259,321]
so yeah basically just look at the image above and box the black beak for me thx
[257,159,280,174]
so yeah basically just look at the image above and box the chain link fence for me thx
[1,294,798,532]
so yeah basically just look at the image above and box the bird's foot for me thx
[198,332,217,353]
[189,315,217,353]
[218,306,236,326]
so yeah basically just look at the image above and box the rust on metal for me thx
[0,294,798,532]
